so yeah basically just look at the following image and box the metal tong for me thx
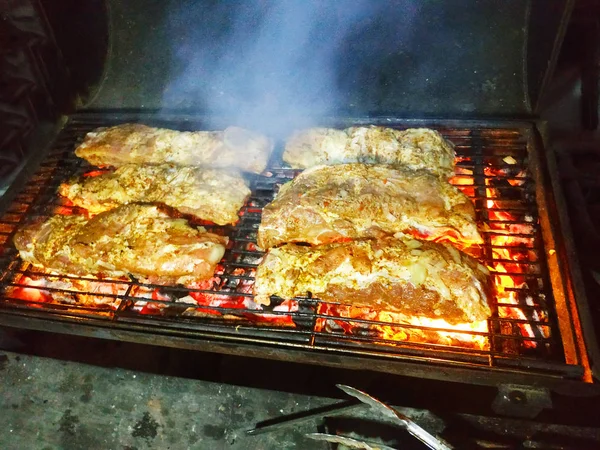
[248,384,452,449]
[306,384,453,450]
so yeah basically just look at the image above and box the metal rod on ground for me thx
[246,400,364,436]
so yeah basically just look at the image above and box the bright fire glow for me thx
[483,165,547,349]
[316,303,489,349]
[10,277,53,305]
[377,314,488,349]
[8,266,297,327]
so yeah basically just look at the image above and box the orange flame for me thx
[9,277,53,305]
[316,303,489,349]
[377,314,488,349]
[9,266,296,326]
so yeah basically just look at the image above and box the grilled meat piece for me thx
[14,204,227,284]
[74,123,274,174]
[257,164,482,249]
[254,237,491,324]
[59,164,251,225]
[284,127,455,178]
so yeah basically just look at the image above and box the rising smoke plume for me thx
[162,0,415,135]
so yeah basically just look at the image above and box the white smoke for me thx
[162,0,413,135]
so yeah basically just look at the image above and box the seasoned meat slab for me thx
[254,237,491,324]
[75,124,274,174]
[14,204,227,284]
[283,127,455,178]
[257,164,482,249]
[59,164,251,225]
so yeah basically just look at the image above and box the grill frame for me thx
[0,112,596,393]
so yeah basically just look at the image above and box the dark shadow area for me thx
[41,0,109,108]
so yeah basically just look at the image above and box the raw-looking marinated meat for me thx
[284,126,455,178]
[258,164,482,249]
[75,123,273,174]
[254,237,491,324]
[14,204,227,284]
[59,164,250,225]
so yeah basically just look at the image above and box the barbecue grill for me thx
[1,0,598,422]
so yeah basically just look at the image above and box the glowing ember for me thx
[83,169,110,178]
[316,303,489,349]
[377,314,488,350]
[9,277,53,305]
[53,198,93,218]
[450,166,476,197]
[484,165,548,348]
[10,265,296,326]
[6,272,128,310]
[172,272,297,325]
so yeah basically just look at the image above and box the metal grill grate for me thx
[0,116,579,378]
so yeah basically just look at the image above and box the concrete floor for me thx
[0,348,335,450]
[3,341,600,450]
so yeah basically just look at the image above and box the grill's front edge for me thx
[0,113,595,393]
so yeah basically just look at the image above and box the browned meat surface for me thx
[283,127,455,178]
[14,204,227,284]
[257,164,482,249]
[254,237,491,324]
[59,164,250,225]
[74,124,274,174]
